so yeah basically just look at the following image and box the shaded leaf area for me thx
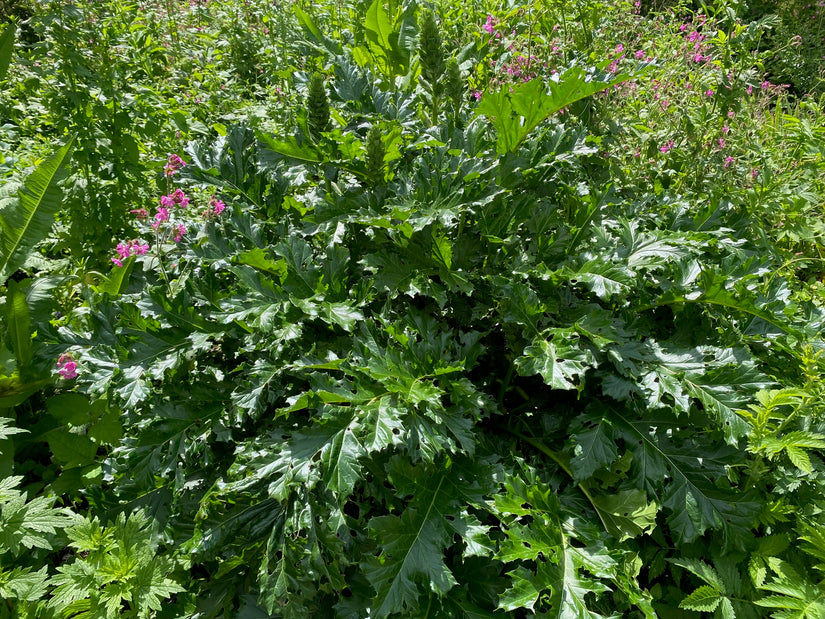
[46,26,825,619]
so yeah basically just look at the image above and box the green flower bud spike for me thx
[365,124,386,185]
[444,57,464,118]
[418,9,445,90]
[307,73,330,142]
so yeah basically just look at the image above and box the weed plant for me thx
[2,0,825,617]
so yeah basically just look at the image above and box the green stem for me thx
[497,358,515,406]
[153,226,172,295]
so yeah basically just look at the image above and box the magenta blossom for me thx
[724,156,734,169]
[153,207,170,229]
[116,242,132,260]
[172,189,188,207]
[111,239,151,266]
[164,153,187,176]
[56,353,78,380]
[660,140,674,154]
[173,224,187,243]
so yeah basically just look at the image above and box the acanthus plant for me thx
[33,8,825,619]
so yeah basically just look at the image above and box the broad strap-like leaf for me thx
[0,23,15,82]
[0,139,74,282]
[476,65,641,154]
[5,279,32,371]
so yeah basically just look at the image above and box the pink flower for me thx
[705,89,714,97]
[116,243,132,259]
[56,354,78,379]
[724,156,734,169]
[635,49,645,59]
[472,91,482,101]
[615,44,624,54]
[164,153,187,176]
[212,198,226,215]
[154,207,170,226]
[111,239,150,265]
[130,208,149,220]
[746,85,753,94]
[761,81,771,90]
[160,195,175,208]
[482,14,496,34]
[717,138,726,149]
[660,139,674,154]
[59,361,78,379]
[173,224,187,243]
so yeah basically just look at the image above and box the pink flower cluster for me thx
[164,153,187,177]
[682,17,711,63]
[659,139,674,154]
[160,188,190,210]
[504,53,538,82]
[173,224,187,243]
[56,353,78,380]
[111,239,150,267]
[201,195,226,219]
[153,207,170,228]
[482,14,499,37]
[153,189,190,230]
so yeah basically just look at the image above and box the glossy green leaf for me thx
[0,139,73,283]
[0,23,14,83]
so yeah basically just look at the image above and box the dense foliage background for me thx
[2,0,825,616]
